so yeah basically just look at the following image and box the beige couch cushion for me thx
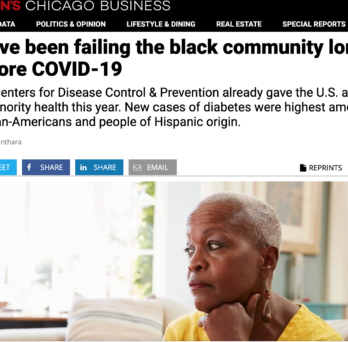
[66,298,163,341]
[156,296,195,330]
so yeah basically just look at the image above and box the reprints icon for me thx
[300,164,307,172]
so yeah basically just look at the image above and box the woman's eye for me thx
[184,247,195,256]
[208,243,221,250]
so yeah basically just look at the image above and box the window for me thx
[0,182,155,312]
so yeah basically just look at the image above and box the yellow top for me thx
[163,304,344,341]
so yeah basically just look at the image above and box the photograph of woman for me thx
[164,193,343,341]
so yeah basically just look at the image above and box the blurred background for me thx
[0,182,155,312]
[0,181,347,327]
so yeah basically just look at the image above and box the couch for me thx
[0,297,347,341]
[0,297,194,341]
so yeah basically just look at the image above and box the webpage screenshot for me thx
[0,2,348,341]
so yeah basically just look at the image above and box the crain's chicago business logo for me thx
[299,164,343,172]
[0,0,21,10]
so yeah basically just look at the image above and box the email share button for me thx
[129,160,177,175]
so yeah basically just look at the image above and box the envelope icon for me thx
[133,164,142,171]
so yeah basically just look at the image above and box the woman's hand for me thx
[198,293,261,341]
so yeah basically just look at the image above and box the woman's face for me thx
[186,203,264,313]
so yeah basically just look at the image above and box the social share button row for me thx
[0,159,175,176]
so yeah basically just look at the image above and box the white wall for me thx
[153,182,201,307]
[327,183,348,305]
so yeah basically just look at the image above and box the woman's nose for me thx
[188,250,208,271]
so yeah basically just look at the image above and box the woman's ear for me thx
[260,246,279,279]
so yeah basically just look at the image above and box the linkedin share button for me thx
[75,160,123,176]
[22,160,70,175]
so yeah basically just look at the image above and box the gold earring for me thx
[262,279,272,323]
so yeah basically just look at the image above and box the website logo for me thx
[0,0,21,10]
[27,163,31,171]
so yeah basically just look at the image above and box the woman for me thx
[163,193,343,341]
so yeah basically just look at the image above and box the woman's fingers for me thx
[196,301,259,340]
[245,293,261,321]
[196,294,261,340]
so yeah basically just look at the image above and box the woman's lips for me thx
[189,280,213,290]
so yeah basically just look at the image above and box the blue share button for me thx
[0,160,17,175]
[75,160,123,176]
[22,160,70,175]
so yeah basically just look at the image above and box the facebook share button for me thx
[22,160,70,175]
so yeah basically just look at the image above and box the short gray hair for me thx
[193,192,282,249]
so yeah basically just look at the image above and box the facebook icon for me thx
[27,163,31,171]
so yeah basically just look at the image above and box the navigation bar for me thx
[1,1,347,33]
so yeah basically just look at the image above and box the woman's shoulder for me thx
[278,304,344,341]
[163,311,208,341]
